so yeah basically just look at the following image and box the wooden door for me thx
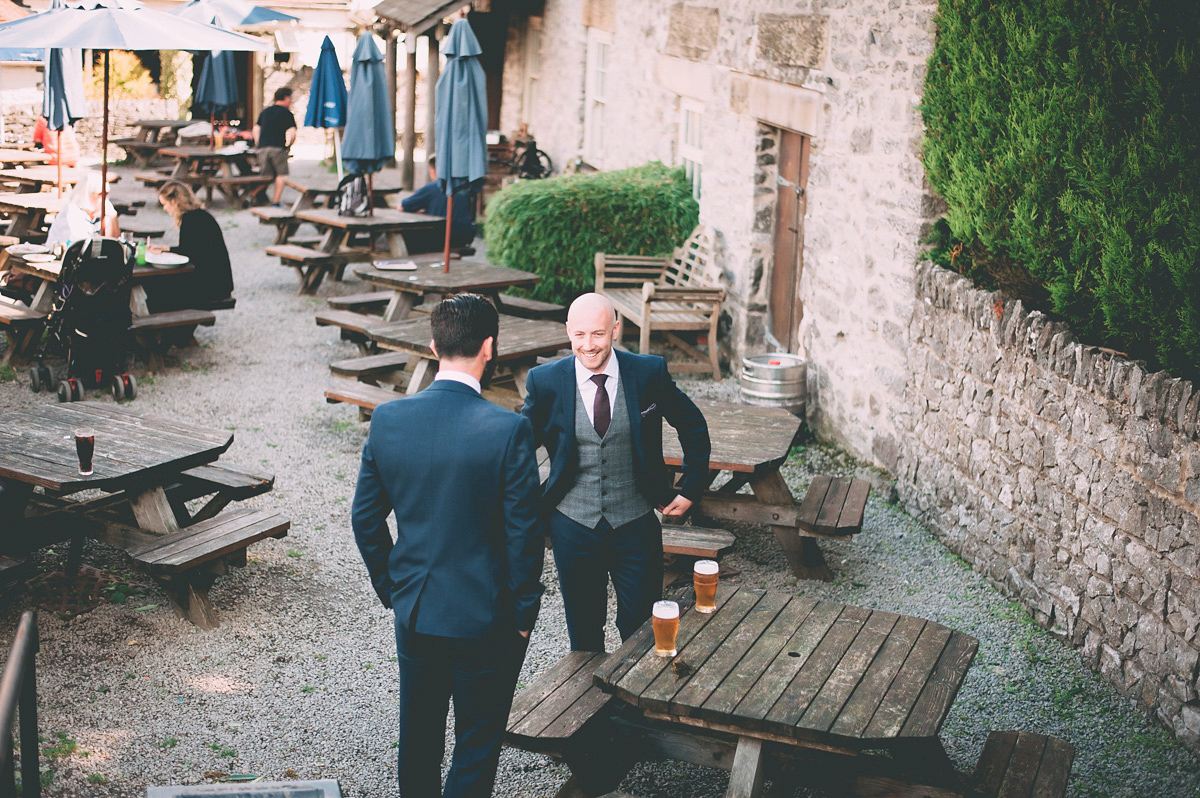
[769,129,809,352]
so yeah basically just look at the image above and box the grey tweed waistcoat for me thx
[555,377,653,529]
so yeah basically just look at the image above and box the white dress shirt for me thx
[575,353,620,425]
[434,369,482,394]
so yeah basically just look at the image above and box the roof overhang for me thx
[372,0,469,33]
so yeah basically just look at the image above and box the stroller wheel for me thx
[29,367,41,393]
[122,374,137,401]
[57,380,71,402]
[111,375,125,401]
[39,365,52,388]
[68,378,83,402]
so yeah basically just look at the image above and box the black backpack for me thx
[336,173,370,217]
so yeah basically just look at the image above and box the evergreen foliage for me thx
[921,0,1200,378]
[483,162,699,305]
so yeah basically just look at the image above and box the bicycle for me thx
[506,138,553,179]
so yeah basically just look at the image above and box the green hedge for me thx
[483,162,699,306]
[921,0,1200,379]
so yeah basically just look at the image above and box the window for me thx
[679,99,703,200]
[584,29,612,158]
[523,18,542,124]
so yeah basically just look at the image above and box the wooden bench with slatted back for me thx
[594,225,724,378]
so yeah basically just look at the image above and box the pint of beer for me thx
[74,428,95,476]
[652,600,680,657]
[693,560,719,613]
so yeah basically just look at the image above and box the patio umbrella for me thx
[171,0,297,28]
[304,35,347,180]
[341,32,394,213]
[0,0,270,233]
[192,49,239,141]
[42,0,88,195]
[434,18,488,271]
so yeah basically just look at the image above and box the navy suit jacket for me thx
[352,380,545,637]
[521,350,711,513]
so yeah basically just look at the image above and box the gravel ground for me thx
[1,157,1199,797]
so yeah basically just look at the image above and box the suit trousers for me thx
[548,509,663,651]
[394,619,528,798]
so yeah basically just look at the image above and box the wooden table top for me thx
[285,174,406,196]
[0,192,65,212]
[132,119,190,129]
[594,586,978,749]
[661,401,800,474]
[367,314,568,363]
[0,402,233,494]
[294,207,442,231]
[159,146,256,160]
[0,149,49,165]
[0,167,116,187]
[355,260,539,293]
[8,255,191,282]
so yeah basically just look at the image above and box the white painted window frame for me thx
[584,28,613,161]
[679,97,704,200]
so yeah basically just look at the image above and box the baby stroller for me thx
[28,236,139,402]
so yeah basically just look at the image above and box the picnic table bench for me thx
[796,475,871,536]
[595,225,724,378]
[0,301,46,365]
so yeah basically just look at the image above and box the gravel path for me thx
[1,158,1199,797]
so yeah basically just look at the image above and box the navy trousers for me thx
[394,619,528,798]
[548,510,663,651]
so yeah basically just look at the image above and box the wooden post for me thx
[425,29,440,162]
[402,34,417,190]
[385,27,398,169]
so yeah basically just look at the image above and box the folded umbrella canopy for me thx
[193,49,239,118]
[434,18,488,271]
[304,35,347,179]
[0,0,270,231]
[171,0,297,28]
[341,33,394,177]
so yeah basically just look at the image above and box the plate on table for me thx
[374,259,418,271]
[145,252,189,267]
[22,253,56,263]
[6,243,48,255]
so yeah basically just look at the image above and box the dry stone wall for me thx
[896,261,1200,752]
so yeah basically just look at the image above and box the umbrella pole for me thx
[56,130,62,197]
[443,191,453,273]
[100,50,109,238]
[334,130,343,181]
[368,172,374,217]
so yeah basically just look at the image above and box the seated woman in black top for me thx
[146,181,233,310]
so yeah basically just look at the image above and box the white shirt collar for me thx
[434,369,481,394]
[574,350,619,388]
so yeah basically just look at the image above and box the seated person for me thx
[400,154,478,252]
[45,173,120,250]
[145,181,233,311]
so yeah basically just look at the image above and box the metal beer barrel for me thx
[739,353,805,413]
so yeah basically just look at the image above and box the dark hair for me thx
[427,153,436,167]
[430,294,498,360]
[273,87,293,102]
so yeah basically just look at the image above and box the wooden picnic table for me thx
[0,149,49,169]
[365,313,568,397]
[0,192,63,239]
[661,402,846,581]
[578,585,978,797]
[158,145,264,207]
[5,251,192,315]
[0,402,287,627]
[355,258,540,321]
[285,173,406,210]
[114,119,193,166]
[0,167,117,194]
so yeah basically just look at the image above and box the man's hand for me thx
[518,629,531,639]
[659,495,693,517]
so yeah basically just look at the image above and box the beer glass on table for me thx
[652,600,680,657]
[74,428,95,476]
[693,560,719,613]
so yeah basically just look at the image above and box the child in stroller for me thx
[29,236,139,401]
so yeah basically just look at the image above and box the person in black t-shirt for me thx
[146,181,234,311]
[253,87,297,206]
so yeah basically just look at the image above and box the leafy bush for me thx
[921,0,1200,378]
[483,162,699,305]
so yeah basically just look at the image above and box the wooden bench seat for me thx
[329,291,390,313]
[115,139,167,167]
[971,731,1075,798]
[206,174,271,208]
[330,351,410,385]
[167,463,275,523]
[130,309,216,364]
[126,508,289,629]
[194,296,236,311]
[251,205,299,244]
[796,475,870,537]
[119,219,166,238]
[325,378,404,420]
[134,170,203,189]
[316,308,379,349]
[266,244,337,294]
[595,225,724,378]
[661,524,735,587]
[497,293,567,321]
[507,651,613,753]
[0,302,45,365]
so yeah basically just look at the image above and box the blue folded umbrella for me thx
[305,36,347,129]
[435,18,488,198]
[193,49,239,116]
[341,33,394,176]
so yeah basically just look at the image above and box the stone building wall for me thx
[897,261,1200,752]
[497,0,941,467]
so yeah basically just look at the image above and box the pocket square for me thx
[640,403,658,417]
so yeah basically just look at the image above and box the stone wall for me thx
[497,0,941,467]
[3,98,182,157]
[896,261,1200,752]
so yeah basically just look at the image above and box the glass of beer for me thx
[652,600,680,657]
[693,560,719,613]
[74,428,95,476]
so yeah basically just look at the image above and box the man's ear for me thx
[430,339,439,359]
[482,336,495,360]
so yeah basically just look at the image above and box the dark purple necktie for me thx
[591,374,610,438]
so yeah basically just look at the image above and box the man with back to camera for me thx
[401,153,479,251]
[521,292,710,651]
[253,87,297,207]
[351,294,544,797]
